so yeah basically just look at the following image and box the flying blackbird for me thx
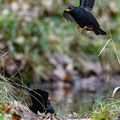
[63,0,107,35]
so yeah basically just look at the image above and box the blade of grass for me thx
[112,39,120,65]
[98,39,111,57]
[112,86,120,98]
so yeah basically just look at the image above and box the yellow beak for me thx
[48,97,51,100]
[65,9,71,12]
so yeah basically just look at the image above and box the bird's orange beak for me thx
[65,9,71,12]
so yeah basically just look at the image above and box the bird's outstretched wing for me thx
[80,0,95,11]
[63,12,77,24]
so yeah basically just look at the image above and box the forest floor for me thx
[0,97,120,120]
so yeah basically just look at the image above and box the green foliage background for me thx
[0,0,120,83]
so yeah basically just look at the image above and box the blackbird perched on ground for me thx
[63,0,107,35]
[29,89,55,114]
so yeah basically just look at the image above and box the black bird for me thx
[63,0,107,35]
[29,89,55,114]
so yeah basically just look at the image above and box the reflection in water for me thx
[40,81,94,115]
[50,90,93,115]
[34,74,120,115]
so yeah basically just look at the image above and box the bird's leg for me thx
[77,25,82,32]
[83,26,93,32]
[83,26,88,32]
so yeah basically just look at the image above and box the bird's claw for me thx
[77,26,82,32]
[77,26,93,33]
[83,26,92,32]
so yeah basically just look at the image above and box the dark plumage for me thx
[63,0,107,35]
[29,89,55,114]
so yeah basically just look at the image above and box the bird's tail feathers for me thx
[94,28,107,35]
